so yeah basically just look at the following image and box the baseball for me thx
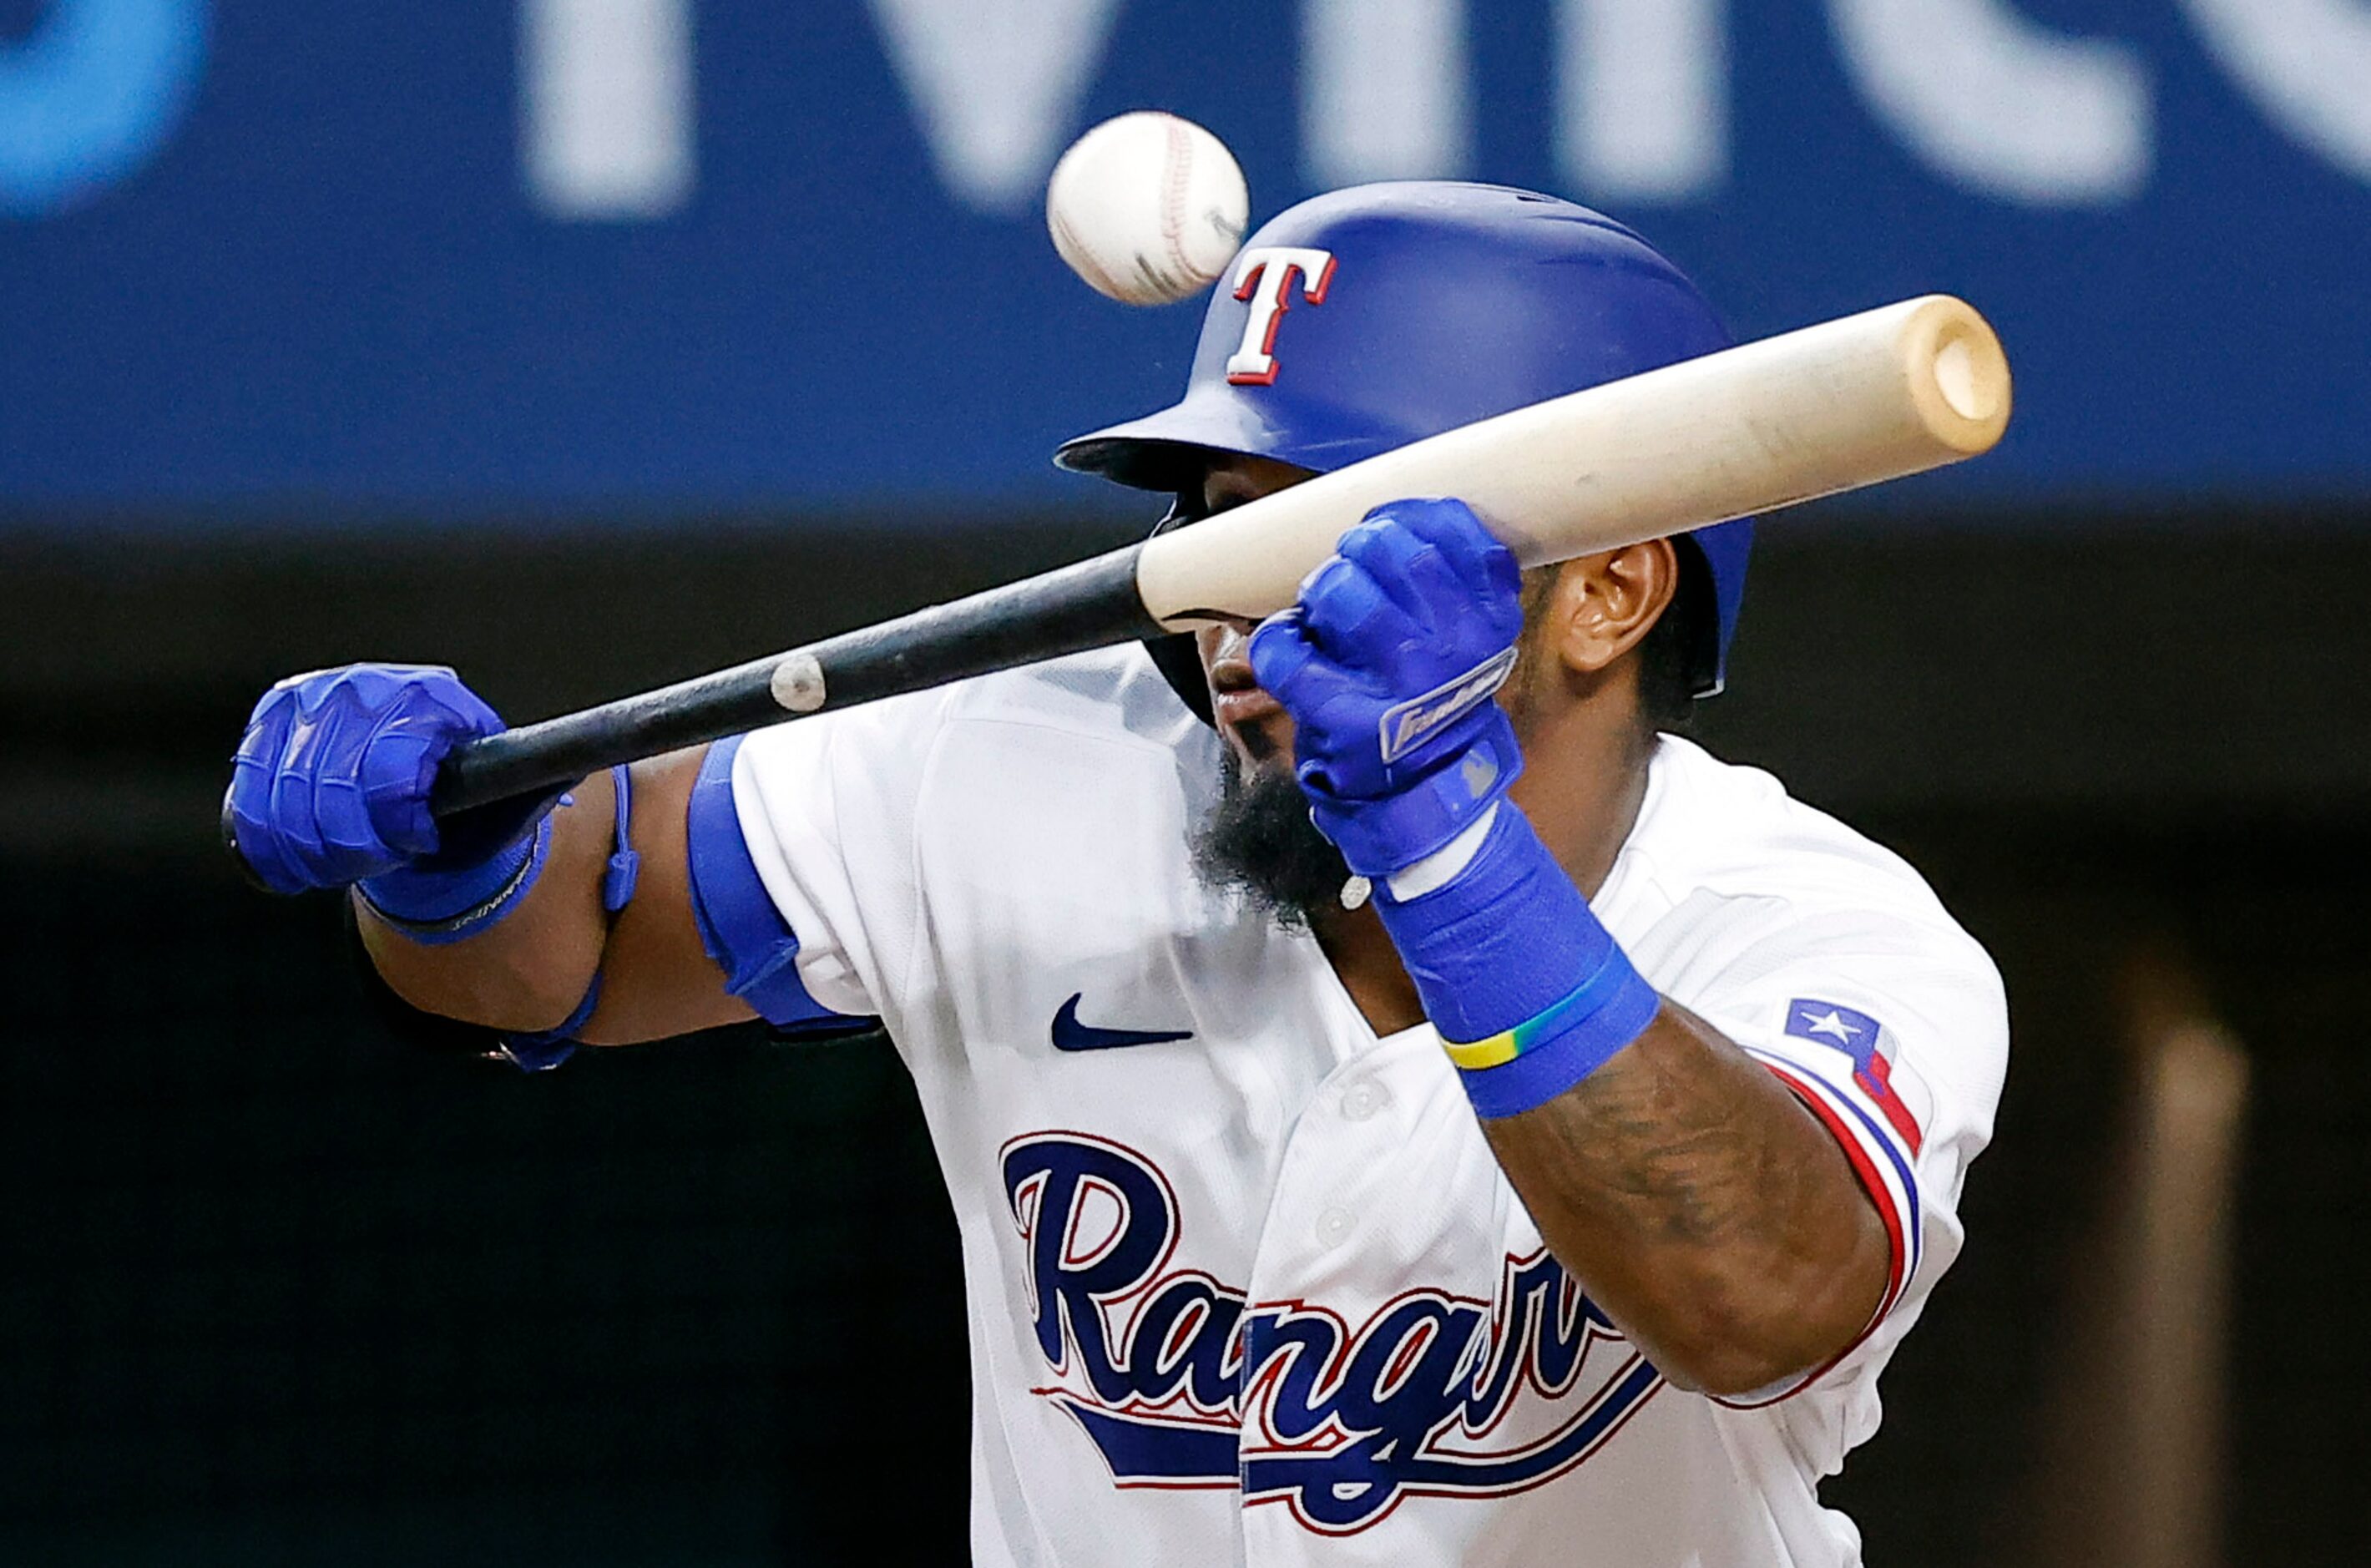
[1047,112,1250,306]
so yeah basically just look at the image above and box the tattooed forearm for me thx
[1479,1000,1892,1395]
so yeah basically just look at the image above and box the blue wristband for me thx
[1448,953,1661,1119]
[1372,803,1659,1119]
[359,812,553,945]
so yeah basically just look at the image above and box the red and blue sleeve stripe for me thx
[1716,1041,1928,1404]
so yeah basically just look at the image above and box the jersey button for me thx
[1340,1082,1386,1122]
[1315,1206,1356,1247]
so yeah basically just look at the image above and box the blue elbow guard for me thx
[1374,805,1660,1119]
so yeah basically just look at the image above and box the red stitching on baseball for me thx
[1161,118,1195,285]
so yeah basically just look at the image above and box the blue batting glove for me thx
[1248,498,1528,877]
[227,663,508,897]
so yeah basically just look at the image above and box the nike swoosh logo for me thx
[1050,994,1195,1053]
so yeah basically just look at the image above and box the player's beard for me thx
[1191,748,1353,930]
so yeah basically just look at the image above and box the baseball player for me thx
[228,183,2007,1565]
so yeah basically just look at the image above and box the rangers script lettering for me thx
[1004,1134,1662,1535]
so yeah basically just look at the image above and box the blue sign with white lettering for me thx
[3,1,2367,516]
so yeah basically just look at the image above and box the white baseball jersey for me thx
[705,646,2007,1567]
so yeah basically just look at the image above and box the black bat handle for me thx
[225,544,1158,892]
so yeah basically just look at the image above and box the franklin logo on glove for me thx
[1379,645,1520,764]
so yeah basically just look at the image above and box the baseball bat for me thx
[225,294,2008,881]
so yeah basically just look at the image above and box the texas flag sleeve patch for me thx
[1782,999,1928,1156]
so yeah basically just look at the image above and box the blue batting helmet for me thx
[1056,180,1752,699]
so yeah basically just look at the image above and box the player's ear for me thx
[1540,539,1679,677]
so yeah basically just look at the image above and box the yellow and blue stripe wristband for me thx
[1357,784,1662,1120]
[1441,945,1662,1119]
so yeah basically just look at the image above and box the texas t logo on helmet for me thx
[1225,245,1337,385]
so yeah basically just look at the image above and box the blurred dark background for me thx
[7,1,2370,1562]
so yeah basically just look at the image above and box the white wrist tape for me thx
[1385,803,1499,903]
